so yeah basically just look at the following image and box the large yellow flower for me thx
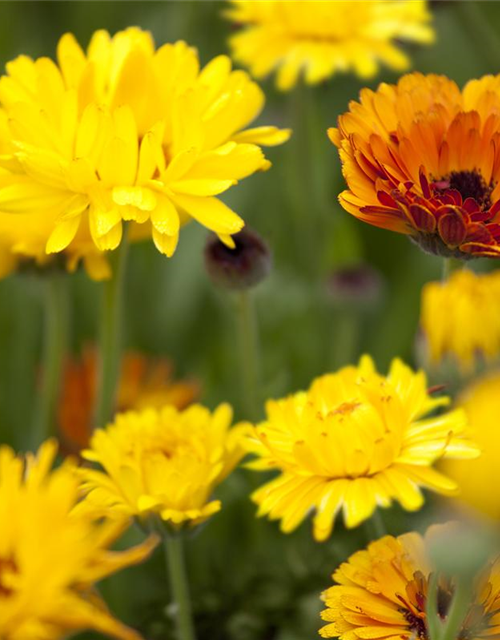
[79,403,248,526]
[320,526,500,640]
[0,439,157,640]
[248,356,478,541]
[0,27,290,275]
[329,73,500,258]
[442,371,500,520]
[421,269,500,372]
[226,1,434,91]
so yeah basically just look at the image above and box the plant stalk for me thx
[163,534,197,640]
[236,290,261,422]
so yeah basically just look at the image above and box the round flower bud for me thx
[326,264,383,310]
[204,228,272,290]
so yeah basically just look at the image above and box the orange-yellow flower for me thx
[329,73,500,258]
[0,440,157,640]
[58,347,200,453]
[0,27,290,276]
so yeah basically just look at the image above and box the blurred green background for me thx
[0,2,499,638]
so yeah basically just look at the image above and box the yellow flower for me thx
[79,403,248,527]
[0,27,290,275]
[421,269,500,372]
[0,439,157,640]
[248,356,478,541]
[320,525,500,640]
[226,1,434,91]
[442,371,500,520]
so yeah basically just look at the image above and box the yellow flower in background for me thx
[0,27,290,276]
[248,356,478,541]
[79,403,248,527]
[421,269,500,372]
[320,526,500,640]
[226,1,434,91]
[442,371,500,520]
[0,440,157,640]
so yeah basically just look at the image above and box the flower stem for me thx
[32,272,69,447]
[94,229,129,429]
[439,579,471,640]
[426,572,442,640]
[331,307,359,369]
[163,534,197,640]
[441,257,462,282]
[364,510,386,542]
[236,290,261,422]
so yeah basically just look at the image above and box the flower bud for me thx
[204,228,272,290]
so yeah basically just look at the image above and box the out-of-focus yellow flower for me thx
[80,403,248,527]
[0,440,157,640]
[226,1,434,91]
[58,347,200,453]
[421,269,500,372]
[442,371,500,520]
[329,73,500,259]
[0,27,290,276]
[320,525,500,639]
[248,356,478,541]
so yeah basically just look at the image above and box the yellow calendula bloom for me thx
[0,439,157,640]
[0,27,290,278]
[226,1,434,91]
[320,525,500,640]
[421,269,500,372]
[248,356,478,541]
[79,403,248,526]
[442,371,500,520]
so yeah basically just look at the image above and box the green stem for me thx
[331,307,359,369]
[441,257,462,282]
[163,534,197,640]
[236,290,261,422]
[32,272,69,448]
[94,228,129,429]
[364,509,386,542]
[440,579,471,640]
[426,573,442,640]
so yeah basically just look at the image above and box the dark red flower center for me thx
[435,170,493,210]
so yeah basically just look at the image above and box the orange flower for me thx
[329,73,500,258]
[58,348,200,452]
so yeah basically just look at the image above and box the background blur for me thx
[0,2,498,639]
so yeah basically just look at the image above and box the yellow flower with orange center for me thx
[0,440,157,640]
[79,403,248,527]
[320,525,500,640]
[0,27,290,278]
[421,269,500,371]
[329,73,500,258]
[226,1,434,90]
[248,356,478,541]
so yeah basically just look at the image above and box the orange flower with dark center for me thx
[58,348,200,453]
[329,73,500,258]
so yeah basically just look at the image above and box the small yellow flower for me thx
[320,525,500,640]
[442,371,500,520]
[226,1,434,91]
[421,269,500,372]
[0,440,157,640]
[248,356,478,541]
[80,403,248,527]
[0,27,290,276]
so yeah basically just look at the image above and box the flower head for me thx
[248,356,478,541]
[320,525,500,640]
[80,403,248,528]
[0,27,290,276]
[329,73,500,258]
[421,269,500,371]
[0,440,157,640]
[226,1,434,91]
[58,347,200,453]
[442,371,500,520]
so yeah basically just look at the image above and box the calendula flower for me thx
[79,403,248,527]
[0,439,157,640]
[248,356,478,541]
[329,73,500,258]
[226,1,434,91]
[421,269,500,372]
[443,371,500,520]
[58,347,200,453]
[320,525,500,640]
[0,27,290,274]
